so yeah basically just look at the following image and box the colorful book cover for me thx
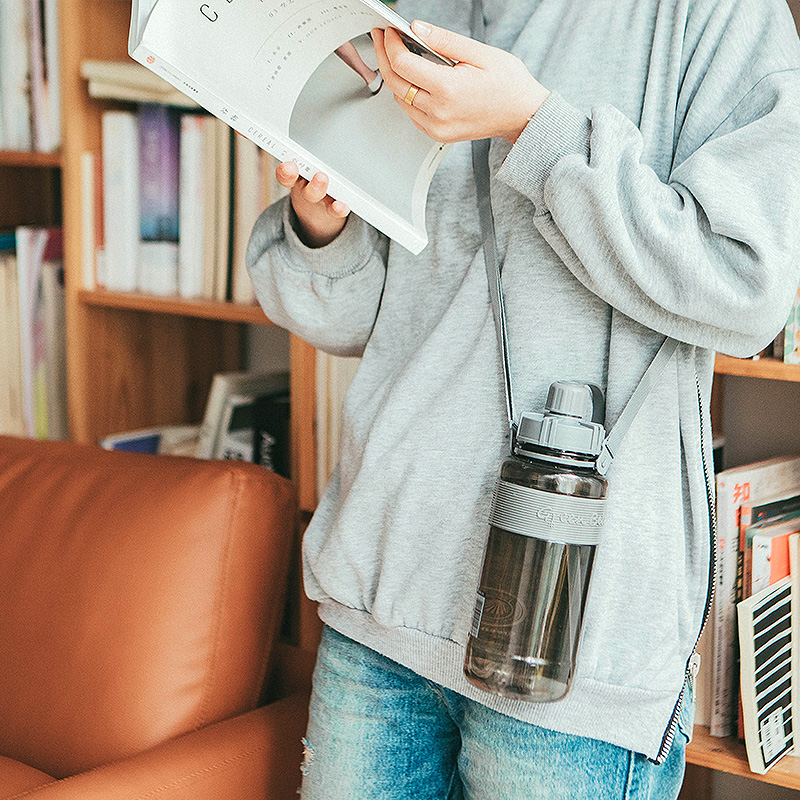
[139,103,180,242]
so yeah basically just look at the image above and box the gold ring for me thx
[403,84,420,106]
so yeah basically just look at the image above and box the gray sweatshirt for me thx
[247,0,800,760]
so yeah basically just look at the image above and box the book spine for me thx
[139,104,179,296]
[43,0,62,151]
[710,477,739,737]
[231,134,260,306]
[783,284,800,364]
[27,0,47,152]
[139,104,180,243]
[1,0,32,149]
[102,111,140,292]
[178,114,205,299]
[81,152,97,291]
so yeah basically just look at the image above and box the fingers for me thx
[276,162,350,219]
[411,19,489,65]
[380,27,450,91]
[302,171,330,203]
[372,28,433,112]
[275,160,300,188]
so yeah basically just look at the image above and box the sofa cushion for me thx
[0,437,295,779]
[0,755,53,796]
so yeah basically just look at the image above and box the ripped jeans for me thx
[299,626,691,800]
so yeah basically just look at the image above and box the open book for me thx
[129,0,454,254]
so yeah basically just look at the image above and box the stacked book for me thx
[100,370,291,479]
[0,0,60,152]
[0,227,67,439]
[81,78,287,304]
[701,454,800,773]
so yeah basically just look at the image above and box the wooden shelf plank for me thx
[686,727,800,790]
[78,289,272,325]
[0,150,61,168]
[714,354,800,382]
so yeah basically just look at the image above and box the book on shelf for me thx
[711,454,800,738]
[102,111,140,292]
[91,104,281,302]
[210,386,291,477]
[196,370,290,461]
[80,59,200,109]
[738,575,794,774]
[315,352,361,501]
[139,103,180,296]
[128,0,454,254]
[784,284,800,365]
[0,0,60,151]
[100,425,200,457]
[0,227,66,440]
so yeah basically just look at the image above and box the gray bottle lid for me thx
[516,382,606,457]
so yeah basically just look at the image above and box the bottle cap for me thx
[516,382,606,458]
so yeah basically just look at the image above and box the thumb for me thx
[411,19,489,65]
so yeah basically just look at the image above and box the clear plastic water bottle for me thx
[464,382,608,702]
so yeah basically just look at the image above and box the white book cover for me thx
[213,393,255,461]
[178,114,206,298]
[1,0,32,149]
[128,0,453,254]
[43,0,61,151]
[231,135,261,306]
[102,111,140,292]
[738,576,793,774]
[15,227,49,439]
[712,455,800,737]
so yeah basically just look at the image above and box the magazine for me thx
[738,576,794,774]
[128,0,454,254]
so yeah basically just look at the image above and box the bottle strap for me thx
[469,0,678,474]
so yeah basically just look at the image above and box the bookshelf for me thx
[0,0,793,796]
[56,0,319,513]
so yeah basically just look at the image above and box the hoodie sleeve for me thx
[246,198,389,358]
[496,0,800,357]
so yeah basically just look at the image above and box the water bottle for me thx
[464,381,608,702]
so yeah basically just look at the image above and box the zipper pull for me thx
[688,652,701,687]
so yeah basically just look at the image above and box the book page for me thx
[132,0,451,252]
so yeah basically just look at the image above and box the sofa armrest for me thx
[12,694,310,800]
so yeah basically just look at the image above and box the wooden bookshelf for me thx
[714,354,800,382]
[687,727,800,791]
[79,289,273,325]
[58,0,317,504]
[0,150,61,168]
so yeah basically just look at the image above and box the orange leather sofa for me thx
[0,435,313,799]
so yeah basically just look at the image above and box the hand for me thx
[275,162,350,248]
[371,22,550,144]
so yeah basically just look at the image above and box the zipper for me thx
[653,369,718,763]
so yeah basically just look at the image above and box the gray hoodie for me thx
[247,0,800,760]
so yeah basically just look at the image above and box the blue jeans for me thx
[300,626,690,800]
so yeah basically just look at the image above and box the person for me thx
[334,39,384,95]
[246,0,800,797]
